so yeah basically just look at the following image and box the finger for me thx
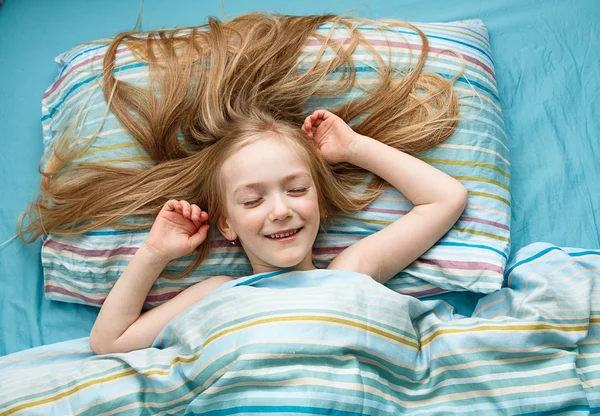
[311,109,328,121]
[188,224,211,248]
[303,121,313,139]
[171,200,184,213]
[189,206,201,227]
[180,200,192,218]
[191,204,202,221]
[303,118,312,135]
[191,206,207,228]
[165,199,179,211]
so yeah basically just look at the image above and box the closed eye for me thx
[243,199,261,207]
[242,188,308,207]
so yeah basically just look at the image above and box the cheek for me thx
[298,196,320,221]
[239,209,266,231]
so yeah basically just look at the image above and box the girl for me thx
[15,12,468,354]
[89,108,467,354]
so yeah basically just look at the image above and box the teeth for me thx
[268,228,299,239]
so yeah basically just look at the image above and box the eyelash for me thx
[243,188,308,207]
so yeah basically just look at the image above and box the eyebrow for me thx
[233,171,311,196]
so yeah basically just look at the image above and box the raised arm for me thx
[89,200,232,355]
[303,110,468,284]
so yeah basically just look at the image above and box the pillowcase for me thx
[40,18,510,308]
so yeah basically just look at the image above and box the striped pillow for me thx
[40,18,510,307]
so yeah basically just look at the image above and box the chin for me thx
[271,252,308,269]
[273,258,302,269]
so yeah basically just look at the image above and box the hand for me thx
[302,109,359,164]
[144,200,211,262]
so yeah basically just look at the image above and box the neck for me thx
[251,254,318,275]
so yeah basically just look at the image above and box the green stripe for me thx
[421,323,589,347]
[422,158,510,179]
[452,227,510,242]
[454,175,510,192]
[468,191,510,206]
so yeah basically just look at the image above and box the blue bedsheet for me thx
[1,243,598,414]
[1,0,599,358]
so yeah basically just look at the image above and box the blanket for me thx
[0,242,598,415]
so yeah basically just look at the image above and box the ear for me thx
[217,214,237,241]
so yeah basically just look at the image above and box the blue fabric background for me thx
[1,0,598,356]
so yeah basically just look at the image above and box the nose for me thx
[268,193,293,221]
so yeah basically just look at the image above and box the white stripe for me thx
[438,143,510,165]
[220,361,576,398]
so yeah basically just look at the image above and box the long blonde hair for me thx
[18,11,461,279]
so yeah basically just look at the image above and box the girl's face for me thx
[218,134,321,274]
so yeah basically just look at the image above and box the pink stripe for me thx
[313,246,502,274]
[437,49,494,79]
[45,285,104,306]
[459,216,509,231]
[44,238,240,258]
[45,284,180,305]
[306,38,494,78]
[43,46,128,99]
[44,239,139,257]
[420,258,503,274]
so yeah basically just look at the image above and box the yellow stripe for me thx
[336,215,510,243]
[466,203,510,218]
[421,324,589,347]
[80,142,142,157]
[204,315,418,350]
[102,156,153,165]
[468,191,510,206]
[422,158,510,179]
[356,177,510,195]
[337,214,390,226]
[452,227,510,243]
[416,23,491,48]
[0,368,139,416]
[454,176,510,192]
[76,157,153,166]
[438,144,510,166]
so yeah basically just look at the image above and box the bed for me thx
[0,0,598,414]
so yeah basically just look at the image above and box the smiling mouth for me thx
[265,227,303,240]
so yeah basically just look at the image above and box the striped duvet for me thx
[1,242,598,415]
